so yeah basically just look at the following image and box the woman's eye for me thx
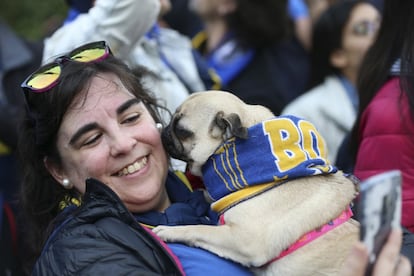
[352,21,379,36]
[82,133,102,147]
[122,113,140,124]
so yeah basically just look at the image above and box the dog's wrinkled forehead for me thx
[175,99,219,128]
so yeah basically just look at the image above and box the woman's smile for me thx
[116,155,149,177]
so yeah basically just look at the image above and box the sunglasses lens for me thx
[70,47,107,62]
[26,64,61,91]
[22,41,110,93]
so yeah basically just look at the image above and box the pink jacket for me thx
[354,77,414,233]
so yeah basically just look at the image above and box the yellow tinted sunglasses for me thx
[21,41,112,93]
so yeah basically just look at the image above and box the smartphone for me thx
[355,170,402,275]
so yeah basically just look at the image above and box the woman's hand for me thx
[341,228,412,276]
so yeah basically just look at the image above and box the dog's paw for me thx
[153,225,186,243]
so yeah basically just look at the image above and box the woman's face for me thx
[49,73,170,213]
[190,0,217,18]
[189,0,235,19]
[339,3,380,81]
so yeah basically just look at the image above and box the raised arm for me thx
[42,0,160,62]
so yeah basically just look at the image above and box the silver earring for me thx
[156,123,163,131]
[62,178,73,189]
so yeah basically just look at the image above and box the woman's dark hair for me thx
[18,55,165,270]
[226,0,292,49]
[349,0,414,160]
[309,0,362,89]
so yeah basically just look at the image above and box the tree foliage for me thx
[0,0,68,40]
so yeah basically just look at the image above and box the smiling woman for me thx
[18,41,253,275]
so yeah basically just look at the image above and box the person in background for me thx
[0,19,43,276]
[18,41,251,275]
[0,20,43,200]
[42,0,191,122]
[43,0,157,63]
[288,0,312,50]
[129,0,206,106]
[190,0,310,115]
[282,0,380,163]
[162,0,204,38]
[348,0,414,235]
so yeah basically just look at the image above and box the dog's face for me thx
[162,91,274,176]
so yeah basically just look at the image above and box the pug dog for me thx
[154,91,359,275]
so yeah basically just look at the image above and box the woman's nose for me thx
[109,131,137,156]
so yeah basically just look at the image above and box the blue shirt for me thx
[135,171,253,275]
[169,243,252,276]
[288,0,309,20]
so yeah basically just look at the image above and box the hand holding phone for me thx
[355,170,402,275]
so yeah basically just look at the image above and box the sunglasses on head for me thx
[21,41,112,94]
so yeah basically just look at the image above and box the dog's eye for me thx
[175,126,193,140]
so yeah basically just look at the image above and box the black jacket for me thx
[33,178,184,275]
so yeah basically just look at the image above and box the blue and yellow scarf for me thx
[202,115,337,213]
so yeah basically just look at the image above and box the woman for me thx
[18,41,251,275]
[350,0,414,235]
[282,0,380,163]
[345,0,414,270]
[190,0,310,115]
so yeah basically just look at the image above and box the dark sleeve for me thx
[33,218,180,275]
[0,101,19,149]
[401,227,414,272]
[0,39,43,149]
[162,0,203,38]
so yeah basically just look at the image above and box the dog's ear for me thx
[210,111,248,140]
